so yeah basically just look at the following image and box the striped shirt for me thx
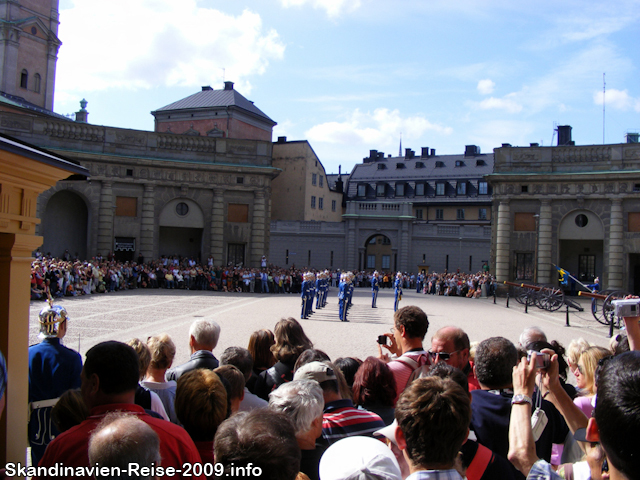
[322,399,386,445]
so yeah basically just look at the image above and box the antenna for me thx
[602,73,606,144]
[398,132,402,157]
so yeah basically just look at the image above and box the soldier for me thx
[394,272,403,312]
[301,272,310,319]
[347,272,354,310]
[371,271,379,308]
[338,273,348,322]
[315,272,323,310]
[29,300,82,465]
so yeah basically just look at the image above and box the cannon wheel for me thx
[516,287,536,306]
[598,291,628,326]
[538,287,565,312]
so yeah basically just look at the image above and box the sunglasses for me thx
[428,350,460,361]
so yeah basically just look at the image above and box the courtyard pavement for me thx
[28,287,616,367]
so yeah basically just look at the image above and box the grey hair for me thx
[88,413,160,480]
[519,326,547,347]
[268,380,324,436]
[189,319,221,349]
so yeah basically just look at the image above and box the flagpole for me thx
[551,263,595,292]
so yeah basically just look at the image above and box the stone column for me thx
[608,199,624,290]
[537,200,553,284]
[346,219,356,270]
[250,190,266,267]
[139,183,154,261]
[495,200,511,282]
[399,221,410,272]
[96,181,113,256]
[210,188,225,264]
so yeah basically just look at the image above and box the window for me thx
[629,213,640,232]
[330,251,334,267]
[20,70,28,89]
[175,202,189,216]
[33,73,41,93]
[457,181,467,195]
[395,183,405,196]
[319,176,323,188]
[377,163,386,170]
[376,184,386,196]
[319,197,324,210]
[357,184,367,197]
[312,174,317,186]
[332,200,336,212]
[455,160,465,167]
[521,185,529,193]
[367,255,376,269]
[311,196,316,208]
[396,163,406,169]
[478,208,487,220]
[514,212,536,231]
[436,183,445,196]
[228,204,249,222]
[435,161,445,168]
[415,162,425,168]
[578,255,596,283]
[416,209,423,219]
[236,177,244,184]
[457,209,465,220]
[415,183,425,196]
[478,181,488,195]
[116,197,137,217]
[436,209,444,220]
[515,253,534,280]
[382,255,391,269]
[227,244,245,266]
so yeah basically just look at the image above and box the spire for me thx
[399,133,402,157]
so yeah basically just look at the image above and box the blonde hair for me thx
[126,338,151,379]
[566,338,590,367]
[578,346,611,395]
[147,333,176,370]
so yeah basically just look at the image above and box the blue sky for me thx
[54,0,640,174]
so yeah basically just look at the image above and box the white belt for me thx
[30,397,60,410]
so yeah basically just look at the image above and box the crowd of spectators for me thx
[28,290,640,480]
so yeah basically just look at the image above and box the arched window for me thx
[20,69,28,89]
[33,73,41,93]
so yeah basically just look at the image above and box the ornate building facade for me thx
[488,130,640,293]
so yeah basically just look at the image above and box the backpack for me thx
[395,352,430,387]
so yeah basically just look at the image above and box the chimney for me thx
[404,148,415,159]
[277,136,287,143]
[421,147,429,158]
[557,125,573,146]
[75,99,88,123]
[465,145,480,157]
[202,86,213,91]
[224,81,234,91]
[430,148,436,156]
[626,133,639,144]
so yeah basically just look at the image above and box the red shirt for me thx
[36,403,204,480]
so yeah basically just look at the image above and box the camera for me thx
[612,298,640,318]
[527,350,550,369]
[377,335,388,345]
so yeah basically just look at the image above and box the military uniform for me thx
[394,273,403,312]
[371,272,379,308]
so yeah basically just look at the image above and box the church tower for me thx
[0,0,61,110]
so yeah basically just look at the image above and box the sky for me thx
[54,0,640,174]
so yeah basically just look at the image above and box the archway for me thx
[41,190,88,259]
[364,234,393,273]
[159,199,204,261]
[558,210,604,289]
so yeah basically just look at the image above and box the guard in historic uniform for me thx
[315,272,323,310]
[301,272,310,319]
[371,271,380,308]
[338,273,348,322]
[29,300,82,465]
[394,272,403,312]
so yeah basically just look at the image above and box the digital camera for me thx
[527,350,550,369]
[612,298,640,318]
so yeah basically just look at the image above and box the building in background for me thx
[488,126,640,293]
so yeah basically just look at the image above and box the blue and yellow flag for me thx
[556,266,569,285]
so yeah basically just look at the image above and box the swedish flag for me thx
[556,266,569,285]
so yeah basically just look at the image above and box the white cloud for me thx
[477,96,522,113]
[593,88,640,112]
[278,0,362,18]
[56,1,285,95]
[477,79,495,95]
[305,108,452,146]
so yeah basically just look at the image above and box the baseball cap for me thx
[319,436,401,480]
[293,361,337,383]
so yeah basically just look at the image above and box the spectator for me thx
[334,357,362,390]
[246,329,276,392]
[430,326,479,391]
[142,333,178,423]
[175,369,228,465]
[319,436,402,480]
[36,341,203,478]
[126,338,169,421]
[51,389,89,433]
[219,346,267,412]
[351,357,396,425]
[88,413,160,480]
[269,380,325,480]
[572,346,611,417]
[215,409,301,480]
[166,319,221,381]
[214,365,245,415]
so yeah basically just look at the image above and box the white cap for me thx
[319,436,401,480]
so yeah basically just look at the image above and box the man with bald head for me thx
[430,326,479,391]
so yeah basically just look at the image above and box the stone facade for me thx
[488,141,640,293]
[0,111,279,266]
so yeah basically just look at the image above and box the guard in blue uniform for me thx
[371,271,379,308]
[315,273,323,310]
[300,272,309,319]
[307,272,316,317]
[394,272,403,312]
[29,302,82,466]
[347,272,354,310]
[338,273,348,321]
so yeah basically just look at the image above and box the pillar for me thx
[0,233,42,464]
[399,220,410,272]
[139,183,154,261]
[608,199,624,290]
[210,188,225,264]
[250,190,266,267]
[96,181,113,256]
[537,200,553,284]
[495,200,511,282]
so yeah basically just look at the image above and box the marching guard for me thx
[394,271,403,312]
[371,271,379,308]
